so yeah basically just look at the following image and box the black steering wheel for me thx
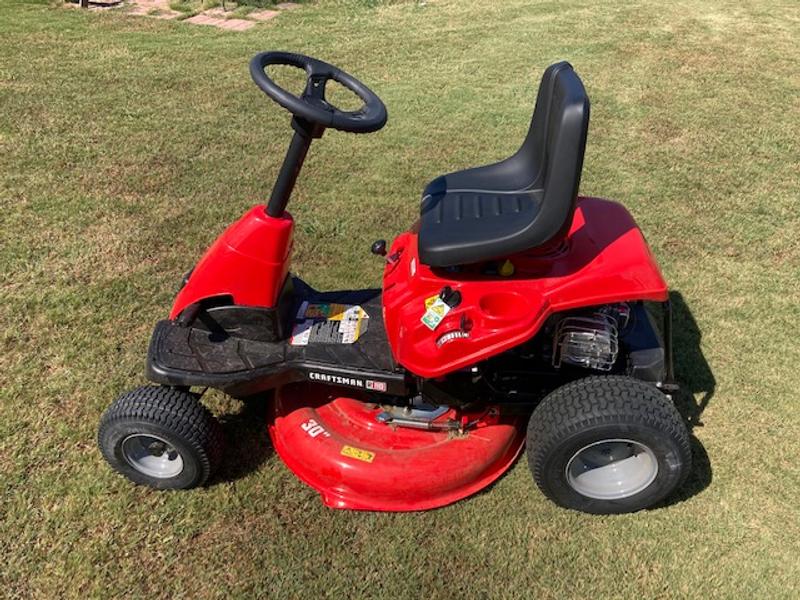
[249,51,387,134]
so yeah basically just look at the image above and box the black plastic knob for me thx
[371,240,387,256]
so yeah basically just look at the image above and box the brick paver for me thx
[219,17,255,30]
[249,9,279,21]
[186,13,255,30]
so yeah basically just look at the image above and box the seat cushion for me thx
[419,180,544,267]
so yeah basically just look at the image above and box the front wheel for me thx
[98,386,224,489]
[526,376,691,514]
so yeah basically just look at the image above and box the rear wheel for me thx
[526,376,691,514]
[98,386,224,489]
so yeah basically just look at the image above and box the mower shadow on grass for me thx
[211,395,275,485]
[670,290,716,424]
[660,290,716,506]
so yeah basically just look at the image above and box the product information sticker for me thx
[290,302,369,346]
[421,295,451,330]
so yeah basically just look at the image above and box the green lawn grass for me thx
[1,0,799,597]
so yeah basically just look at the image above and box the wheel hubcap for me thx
[121,434,184,479]
[566,438,658,500]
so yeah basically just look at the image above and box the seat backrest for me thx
[516,61,590,245]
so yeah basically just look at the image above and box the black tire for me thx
[527,376,691,514]
[98,386,224,489]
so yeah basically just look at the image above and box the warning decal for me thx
[290,302,369,346]
[340,445,375,463]
[421,295,451,331]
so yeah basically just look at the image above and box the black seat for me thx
[418,62,590,267]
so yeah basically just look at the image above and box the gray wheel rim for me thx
[121,434,184,479]
[566,438,658,500]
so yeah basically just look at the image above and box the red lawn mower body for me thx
[170,198,667,377]
[158,195,667,511]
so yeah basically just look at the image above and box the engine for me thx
[552,304,630,371]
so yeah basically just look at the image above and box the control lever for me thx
[370,240,387,256]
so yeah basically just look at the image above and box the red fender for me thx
[170,206,293,319]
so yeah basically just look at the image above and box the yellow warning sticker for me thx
[340,445,375,463]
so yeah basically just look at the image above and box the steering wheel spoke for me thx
[250,51,387,134]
